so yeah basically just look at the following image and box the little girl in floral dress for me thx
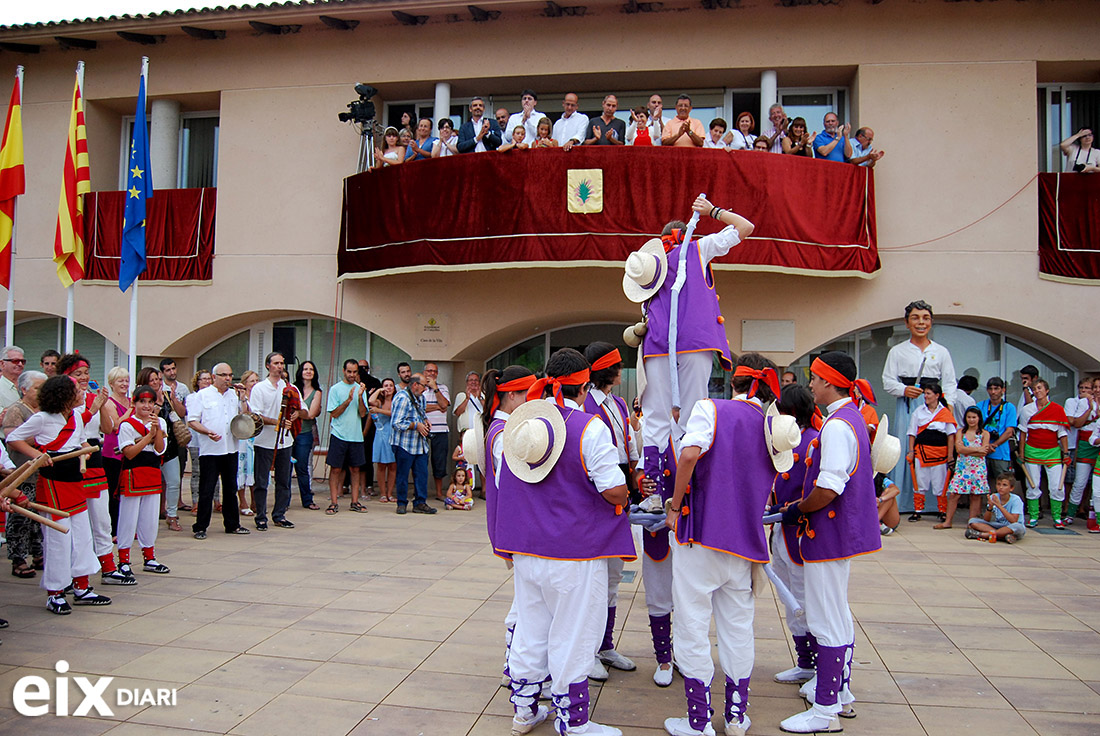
[936,406,990,529]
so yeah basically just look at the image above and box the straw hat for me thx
[871,413,901,474]
[461,418,486,472]
[502,399,566,483]
[622,238,668,303]
[764,402,801,473]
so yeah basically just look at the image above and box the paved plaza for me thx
[0,499,1098,736]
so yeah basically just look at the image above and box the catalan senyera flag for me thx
[53,67,90,288]
[0,72,25,290]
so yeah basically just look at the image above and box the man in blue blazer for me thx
[457,96,502,153]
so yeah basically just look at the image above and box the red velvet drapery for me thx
[84,187,216,284]
[339,147,879,279]
[1038,173,1100,283]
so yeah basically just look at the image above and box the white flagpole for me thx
[127,56,148,382]
[65,61,84,354]
[4,66,22,347]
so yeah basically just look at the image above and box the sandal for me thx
[350,502,368,513]
[325,503,339,515]
[166,517,182,532]
[177,503,193,512]
[305,503,320,510]
[240,508,255,517]
[214,503,223,512]
[12,560,36,578]
[33,556,44,571]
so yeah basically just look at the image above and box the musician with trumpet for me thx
[186,363,252,539]
[249,352,299,531]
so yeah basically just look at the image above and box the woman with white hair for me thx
[2,369,47,578]
[101,366,132,535]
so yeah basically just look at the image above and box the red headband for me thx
[62,359,89,375]
[490,374,537,415]
[733,365,780,400]
[590,348,622,372]
[810,357,853,389]
[853,378,876,406]
[526,368,591,408]
[660,228,683,252]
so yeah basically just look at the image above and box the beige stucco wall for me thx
[1,0,1097,372]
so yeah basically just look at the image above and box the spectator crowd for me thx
[373,90,886,168]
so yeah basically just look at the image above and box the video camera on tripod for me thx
[338,83,380,172]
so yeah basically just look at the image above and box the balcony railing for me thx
[338,147,879,280]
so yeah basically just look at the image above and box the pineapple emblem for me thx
[567,169,603,213]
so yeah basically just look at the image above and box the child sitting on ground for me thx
[966,471,1027,543]
[876,473,901,535]
[444,467,474,511]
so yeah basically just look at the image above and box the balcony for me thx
[1038,173,1100,284]
[338,147,879,279]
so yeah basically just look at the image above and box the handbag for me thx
[171,418,192,447]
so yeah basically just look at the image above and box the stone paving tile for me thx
[1,502,1098,735]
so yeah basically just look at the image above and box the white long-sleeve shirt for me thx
[816,398,859,495]
[552,112,589,146]
[882,339,957,406]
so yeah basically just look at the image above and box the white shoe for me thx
[664,716,716,736]
[599,648,637,671]
[780,705,842,733]
[501,672,511,688]
[512,704,548,735]
[798,676,816,702]
[775,666,815,684]
[589,657,609,682]
[654,662,674,687]
[567,721,623,735]
[724,715,751,736]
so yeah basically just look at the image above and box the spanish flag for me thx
[53,64,89,288]
[0,69,24,291]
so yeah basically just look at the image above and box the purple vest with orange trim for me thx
[494,405,636,561]
[641,239,733,370]
[800,401,881,563]
[773,427,819,566]
[583,392,632,452]
[675,399,773,562]
[484,418,509,560]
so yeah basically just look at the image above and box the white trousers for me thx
[641,352,714,450]
[803,560,852,648]
[41,510,99,592]
[671,544,754,684]
[769,530,808,637]
[1070,461,1094,506]
[914,459,948,497]
[117,494,161,556]
[607,556,624,606]
[642,535,674,617]
[86,492,113,558]
[1025,463,1065,502]
[509,555,608,695]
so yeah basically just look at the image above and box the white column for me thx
[760,70,778,133]
[150,98,180,189]
[434,82,451,127]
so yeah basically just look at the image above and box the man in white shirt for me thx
[187,362,250,538]
[552,92,588,151]
[0,345,25,411]
[881,300,956,512]
[761,103,789,154]
[249,352,298,531]
[505,90,545,146]
[647,94,669,145]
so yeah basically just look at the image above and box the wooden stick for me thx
[5,503,68,534]
[26,501,70,518]
[0,454,49,493]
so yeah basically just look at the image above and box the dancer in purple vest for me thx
[770,384,820,686]
[661,353,784,736]
[778,352,882,734]
[497,348,634,736]
[583,342,643,681]
[477,365,536,690]
[623,194,754,687]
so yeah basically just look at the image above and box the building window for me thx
[119,112,219,189]
[787,322,1076,408]
[12,318,124,386]
[1038,85,1100,172]
[196,330,249,377]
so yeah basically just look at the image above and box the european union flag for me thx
[120,68,151,292]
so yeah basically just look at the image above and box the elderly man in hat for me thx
[496,347,633,736]
[661,353,797,736]
[778,351,883,734]
[622,194,754,687]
